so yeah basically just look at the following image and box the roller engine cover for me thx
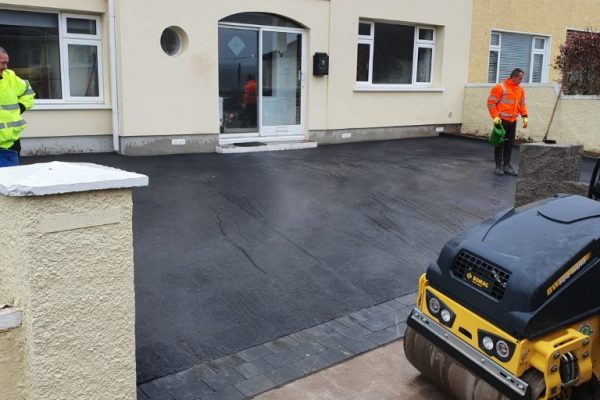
[426,194,600,339]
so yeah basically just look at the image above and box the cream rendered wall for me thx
[0,327,26,400]
[0,189,137,400]
[116,0,330,137]
[0,0,112,139]
[468,0,600,84]
[326,0,472,130]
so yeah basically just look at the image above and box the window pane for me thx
[533,37,545,50]
[68,44,99,97]
[0,10,62,99]
[490,33,500,46]
[531,53,543,83]
[416,47,432,82]
[419,29,434,41]
[498,32,531,83]
[488,50,498,83]
[373,23,414,84]
[356,43,370,81]
[359,23,371,36]
[218,27,259,133]
[67,17,97,35]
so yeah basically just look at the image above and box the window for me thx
[356,21,436,87]
[0,9,103,103]
[487,31,549,84]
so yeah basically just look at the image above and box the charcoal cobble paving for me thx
[169,380,213,400]
[235,358,274,379]
[200,387,245,400]
[138,293,416,400]
[234,375,277,397]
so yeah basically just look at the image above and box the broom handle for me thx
[543,83,563,142]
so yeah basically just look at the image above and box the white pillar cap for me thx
[0,162,149,196]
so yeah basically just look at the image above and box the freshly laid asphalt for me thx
[24,135,597,385]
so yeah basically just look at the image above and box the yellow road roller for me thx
[404,194,600,400]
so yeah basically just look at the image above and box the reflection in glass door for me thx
[261,31,302,136]
[218,27,259,133]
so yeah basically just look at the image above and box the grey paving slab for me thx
[262,348,304,368]
[207,355,246,373]
[263,364,306,386]
[334,313,368,328]
[138,387,150,400]
[315,332,354,349]
[343,338,379,355]
[293,354,331,374]
[337,324,372,340]
[234,358,274,379]
[168,380,213,400]
[200,387,245,400]
[292,341,326,357]
[234,375,277,397]
[148,394,174,400]
[317,346,354,364]
[140,365,215,398]
[236,345,276,363]
[360,311,408,332]
[202,370,246,392]
[29,137,569,383]
[365,323,406,345]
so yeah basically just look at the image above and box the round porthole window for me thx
[161,26,187,56]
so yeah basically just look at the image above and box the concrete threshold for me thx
[216,141,317,154]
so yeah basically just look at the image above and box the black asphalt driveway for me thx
[24,136,597,383]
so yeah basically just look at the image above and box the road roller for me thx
[404,192,600,400]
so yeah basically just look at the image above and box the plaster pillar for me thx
[0,162,148,400]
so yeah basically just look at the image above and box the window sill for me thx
[354,85,444,92]
[32,103,112,111]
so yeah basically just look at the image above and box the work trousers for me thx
[494,120,516,166]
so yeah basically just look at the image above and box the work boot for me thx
[495,164,504,176]
[503,164,518,176]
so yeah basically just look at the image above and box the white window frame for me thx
[356,20,436,89]
[5,10,105,105]
[488,29,550,84]
[412,26,436,85]
[357,21,374,83]
[529,36,546,83]
[488,32,501,83]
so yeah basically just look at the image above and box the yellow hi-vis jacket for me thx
[0,69,35,149]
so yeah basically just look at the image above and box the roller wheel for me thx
[404,326,545,400]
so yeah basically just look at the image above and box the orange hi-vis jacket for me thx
[487,78,528,123]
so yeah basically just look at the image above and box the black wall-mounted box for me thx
[313,52,329,76]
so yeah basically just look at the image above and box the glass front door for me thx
[218,27,259,134]
[218,26,304,138]
[260,30,302,136]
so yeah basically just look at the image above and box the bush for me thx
[555,29,600,95]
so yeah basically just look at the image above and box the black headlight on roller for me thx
[425,291,456,328]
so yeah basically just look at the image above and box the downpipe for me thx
[108,0,120,153]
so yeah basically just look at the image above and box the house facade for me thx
[462,0,600,152]
[0,0,472,155]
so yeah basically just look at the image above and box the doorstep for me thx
[216,141,318,154]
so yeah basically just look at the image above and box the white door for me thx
[218,24,305,141]
[260,29,305,137]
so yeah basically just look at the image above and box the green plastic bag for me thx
[488,123,506,147]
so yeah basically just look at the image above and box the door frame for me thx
[218,22,306,144]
